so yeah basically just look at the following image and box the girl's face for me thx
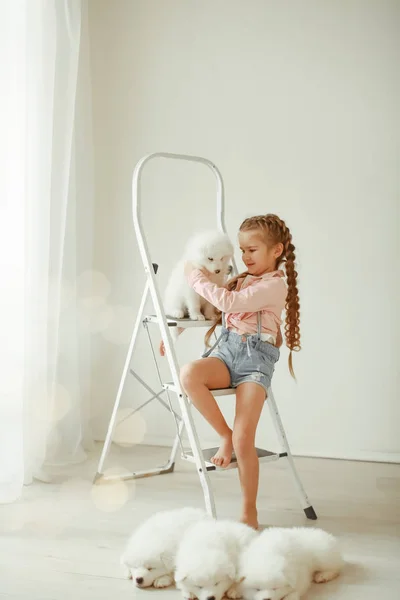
[238,229,283,276]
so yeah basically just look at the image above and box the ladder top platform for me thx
[144,314,216,328]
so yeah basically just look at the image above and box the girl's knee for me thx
[180,362,199,391]
[232,427,255,456]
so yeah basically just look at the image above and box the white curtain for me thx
[0,0,93,502]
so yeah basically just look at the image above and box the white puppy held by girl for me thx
[164,229,234,321]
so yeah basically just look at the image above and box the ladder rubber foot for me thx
[93,472,103,484]
[304,505,318,520]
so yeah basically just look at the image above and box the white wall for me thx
[88,0,400,462]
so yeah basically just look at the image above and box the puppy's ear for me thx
[281,567,296,590]
[226,563,236,581]
[160,552,169,568]
[174,570,187,584]
[120,555,132,578]
[121,565,133,580]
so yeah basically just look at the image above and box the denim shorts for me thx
[203,328,280,395]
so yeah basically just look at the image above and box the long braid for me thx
[208,214,301,378]
[279,222,301,377]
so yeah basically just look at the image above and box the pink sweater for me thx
[187,269,287,338]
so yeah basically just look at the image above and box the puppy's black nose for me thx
[207,596,215,600]
[136,577,144,585]
[215,270,220,274]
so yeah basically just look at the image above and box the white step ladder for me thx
[93,152,317,521]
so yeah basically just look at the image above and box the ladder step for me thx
[182,447,280,471]
[163,382,235,396]
[144,314,215,328]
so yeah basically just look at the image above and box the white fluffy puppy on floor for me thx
[121,507,208,589]
[239,527,343,600]
[164,230,234,321]
[175,519,257,600]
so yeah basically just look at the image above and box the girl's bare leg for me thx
[159,327,185,356]
[180,358,233,467]
[233,383,266,529]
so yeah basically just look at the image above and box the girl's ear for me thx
[274,242,284,259]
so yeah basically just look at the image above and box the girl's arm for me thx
[187,269,286,313]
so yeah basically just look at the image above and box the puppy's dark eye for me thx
[208,257,214,261]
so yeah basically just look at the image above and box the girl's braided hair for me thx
[205,214,301,378]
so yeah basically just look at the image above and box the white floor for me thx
[1,445,399,599]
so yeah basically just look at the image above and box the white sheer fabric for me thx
[0,0,93,502]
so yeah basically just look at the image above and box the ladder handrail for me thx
[132,152,227,235]
[131,152,232,392]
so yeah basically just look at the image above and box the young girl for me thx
[162,214,300,529]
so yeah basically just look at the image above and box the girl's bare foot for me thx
[210,432,233,468]
[241,507,259,530]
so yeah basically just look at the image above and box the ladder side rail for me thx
[132,153,219,516]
